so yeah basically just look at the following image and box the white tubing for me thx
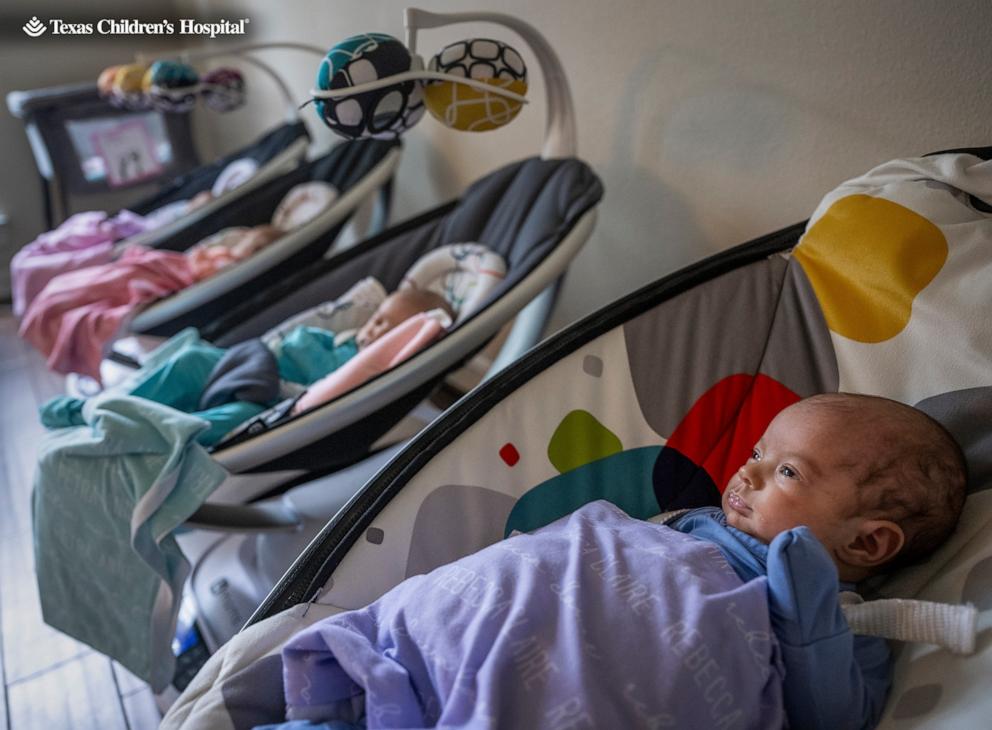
[840,592,979,655]
[310,69,529,105]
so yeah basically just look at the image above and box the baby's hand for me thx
[766,526,842,647]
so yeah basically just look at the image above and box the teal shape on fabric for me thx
[192,401,266,447]
[39,395,86,429]
[320,32,400,83]
[125,337,266,447]
[130,341,225,413]
[547,409,624,473]
[505,446,662,537]
[274,326,358,385]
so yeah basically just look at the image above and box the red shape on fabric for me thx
[666,374,801,493]
[499,443,521,467]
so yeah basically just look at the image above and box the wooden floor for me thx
[0,308,161,729]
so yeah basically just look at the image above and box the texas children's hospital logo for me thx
[22,15,249,39]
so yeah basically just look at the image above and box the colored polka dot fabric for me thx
[310,153,992,727]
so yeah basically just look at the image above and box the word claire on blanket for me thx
[510,632,560,692]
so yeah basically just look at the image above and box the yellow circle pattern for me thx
[424,79,527,132]
[794,194,948,343]
[113,64,148,95]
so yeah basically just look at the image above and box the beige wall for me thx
[6,0,992,332]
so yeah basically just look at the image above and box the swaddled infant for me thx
[260,393,966,730]
[186,181,339,281]
[39,286,454,447]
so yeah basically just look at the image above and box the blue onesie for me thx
[670,507,891,730]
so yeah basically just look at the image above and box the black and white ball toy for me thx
[314,33,425,139]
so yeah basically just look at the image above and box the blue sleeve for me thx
[766,527,892,730]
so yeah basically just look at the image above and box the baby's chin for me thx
[722,504,742,529]
[720,495,763,541]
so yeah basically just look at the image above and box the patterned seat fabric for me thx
[244,152,992,729]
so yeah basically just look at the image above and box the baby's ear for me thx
[842,520,905,571]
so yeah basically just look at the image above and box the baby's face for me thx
[722,402,865,553]
[355,292,426,349]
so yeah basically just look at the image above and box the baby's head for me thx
[722,393,967,582]
[355,287,454,349]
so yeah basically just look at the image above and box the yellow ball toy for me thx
[111,63,150,109]
[424,38,528,132]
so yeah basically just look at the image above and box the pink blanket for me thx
[292,311,447,415]
[19,246,196,381]
[10,211,150,316]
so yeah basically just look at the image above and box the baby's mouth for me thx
[726,490,752,516]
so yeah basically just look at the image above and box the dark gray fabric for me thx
[404,484,516,578]
[760,260,839,394]
[916,386,992,494]
[623,254,837,439]
[220,654,286,730]
[199,339,280,410]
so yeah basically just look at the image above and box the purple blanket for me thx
[281,501,785,729]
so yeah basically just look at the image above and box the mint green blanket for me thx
[33,392,226,691]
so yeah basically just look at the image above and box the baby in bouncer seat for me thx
[255,392,967,730]
[37,282,454,447]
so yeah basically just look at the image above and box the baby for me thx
[250,393,967,730]
[39,285,454,446]
[355,287,453,349]
[667,392,968,729]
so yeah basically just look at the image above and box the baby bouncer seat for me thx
[30,7,603,700]
[166,8,602,668]
[164,145,992,727]
[13,43,402,374]
[7,47,319,313]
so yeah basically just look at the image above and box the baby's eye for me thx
[750,448,761,461]
[779,465,797,479]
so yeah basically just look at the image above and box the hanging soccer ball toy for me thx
[201,67,246,112]
[110,64,152,109]
[425,38,527,131]
[315,33,425,139]
[143,60,200,113]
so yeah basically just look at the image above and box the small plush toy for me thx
[144,60,200,113]
[97,65,123,99]
[201,67,246,112]
[110,63,151,109]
